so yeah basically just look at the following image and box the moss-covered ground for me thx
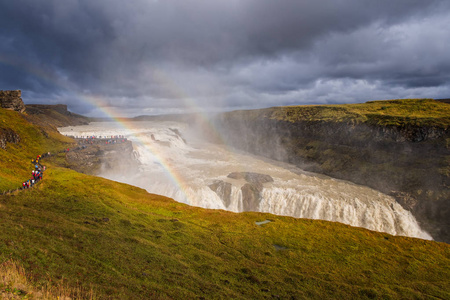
[1,107,449,299]
[267,98,450,127]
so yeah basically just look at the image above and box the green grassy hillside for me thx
[1,107,450,299]
[0,109,72,191]
[268,99,450,127]
[25,104,91,128]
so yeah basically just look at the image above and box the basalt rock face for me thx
[209,172,274,211]
[209,181,232,207]
[0,128,20,149]
[240,183,261,211]
[0,90,26,113]
[211,112,450,243]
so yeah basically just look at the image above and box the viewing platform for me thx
[65,135,128,145]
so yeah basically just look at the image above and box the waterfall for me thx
[259,187,431,239]
[58,121,433,240]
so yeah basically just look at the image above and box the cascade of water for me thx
[58,121,432,240]
[258,187,431,239]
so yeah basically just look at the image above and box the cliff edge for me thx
[25,104,90,127]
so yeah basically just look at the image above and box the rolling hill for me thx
[1,103,449,299]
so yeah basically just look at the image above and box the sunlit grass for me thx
[1,165,449,299]
[0,109,72,191]
[0,260,96,299]
[0,105,449,299]
[266,99,450,127]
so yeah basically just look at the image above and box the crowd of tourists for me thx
[8,135,127,194]
[72,135,126,139]
[65,135,128,146]
[21,153,47,190]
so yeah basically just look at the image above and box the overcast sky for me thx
[1,0,449,117]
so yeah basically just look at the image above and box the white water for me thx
[59,121,432,240]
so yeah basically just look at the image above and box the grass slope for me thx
[1,106,449,299]
[0,109,72,191]
[25,104,90,128]
[1,259,95,299]
[2,167,449,299]
[266,98,450,127]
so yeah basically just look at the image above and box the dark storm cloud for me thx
[0,0,449,116]
[315,14,450,88]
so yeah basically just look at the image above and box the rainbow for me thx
[75,95,197,204]
[1,54,243,203]
[77,91,248,205]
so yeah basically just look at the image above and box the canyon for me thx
[209,100,449,242]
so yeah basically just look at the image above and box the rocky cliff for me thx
[26,104,70,115]
[25,104,90,127]
[209,99,450,242]
[0,100,89,151]
[0,90,25,113]
[209,172,274,210]
[0,91,23,149]
[0,128,20,150]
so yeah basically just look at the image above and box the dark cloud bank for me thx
[0,0,449,116]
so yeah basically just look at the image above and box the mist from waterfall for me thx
[59,121,432,240]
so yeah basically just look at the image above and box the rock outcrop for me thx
[0,128,20,149]
[208,180,232,207]
[0,90,26,113]
[209,172,274,211]
[240,183,262,211]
